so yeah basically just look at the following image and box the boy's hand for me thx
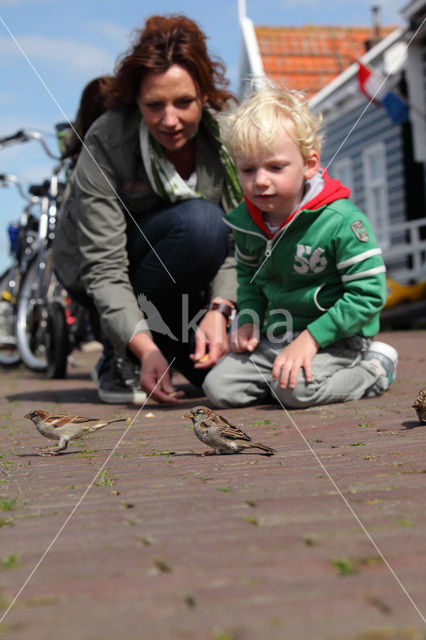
[230,323,260,353]
[272,329,319,389]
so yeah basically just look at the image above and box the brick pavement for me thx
[0,330,425,640]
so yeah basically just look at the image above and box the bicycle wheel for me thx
[16,258,48,371]
[46,301,68,379]
[0,265,20,367]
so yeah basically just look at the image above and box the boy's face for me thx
[236,122,320,222]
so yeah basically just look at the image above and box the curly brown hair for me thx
[101,14,233,111]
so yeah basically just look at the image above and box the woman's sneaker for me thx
[364,341,398,385]
[91,353,147,404]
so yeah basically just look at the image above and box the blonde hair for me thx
[220,80,323,162]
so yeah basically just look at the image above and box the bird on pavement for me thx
[412,388,426,424]
[184,406,276,455]
[25,410,129,455]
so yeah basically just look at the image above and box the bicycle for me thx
[0,173,40,366]
[0,129,70,377]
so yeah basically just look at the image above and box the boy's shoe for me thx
[91,353,147,404]
[364,341,398,385]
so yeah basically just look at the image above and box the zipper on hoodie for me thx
[224,211,300,260]
[265,223,291,258]
[265,239,273,257]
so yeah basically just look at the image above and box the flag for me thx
[358,62,409,124]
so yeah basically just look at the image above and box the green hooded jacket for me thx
[223,171,387,347]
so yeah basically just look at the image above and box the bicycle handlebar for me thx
[0,129,27,145]
[0,129,61,160]
[0,173,32,202]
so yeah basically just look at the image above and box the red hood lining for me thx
[244,169,351,238]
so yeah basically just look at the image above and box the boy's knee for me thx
[202,370,236,409]
[273,380,318,409]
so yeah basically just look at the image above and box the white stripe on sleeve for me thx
[337,248,382,270]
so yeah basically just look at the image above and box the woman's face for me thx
[136,64,205,152]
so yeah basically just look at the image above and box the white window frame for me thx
[332,157,354,196]
[362,142,390,249]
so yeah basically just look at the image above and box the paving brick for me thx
[0,330,425,639]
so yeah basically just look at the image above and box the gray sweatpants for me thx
[202,335,389,409]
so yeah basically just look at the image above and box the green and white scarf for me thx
[139,108,242,212]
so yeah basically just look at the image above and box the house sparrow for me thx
[412,388,426,424]
[184,406,276,455]
[25,410,128,454]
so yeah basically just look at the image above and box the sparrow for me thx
[25,410,128,454]
[184,406,276,455]
[412,387,426,423]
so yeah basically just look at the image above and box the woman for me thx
[53,14,242,404]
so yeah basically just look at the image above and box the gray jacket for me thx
[53,106,237,352]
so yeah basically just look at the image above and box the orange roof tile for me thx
[254,25,397,97]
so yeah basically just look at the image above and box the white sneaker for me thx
[364,341,398,385]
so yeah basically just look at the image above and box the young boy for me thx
[202,82,398,409]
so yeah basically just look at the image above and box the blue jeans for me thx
[126,199,230,386]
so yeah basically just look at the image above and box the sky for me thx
[0,0,404,272]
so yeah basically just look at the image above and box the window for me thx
[331,157,354,195]
[363,143,390,248]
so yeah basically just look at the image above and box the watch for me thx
[208,301,236,325]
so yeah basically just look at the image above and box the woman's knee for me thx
[129,200,229,290]
[174,200,228,253]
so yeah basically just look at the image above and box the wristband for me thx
[208,301,235,325]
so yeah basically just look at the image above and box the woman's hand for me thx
[229,323,259,353]
[272,329,319,389]
[191,309,230,369]
[129,333,185,404]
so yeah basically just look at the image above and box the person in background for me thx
[53,14,242,404]
[56,77,107,166]
[203,81,398,408]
